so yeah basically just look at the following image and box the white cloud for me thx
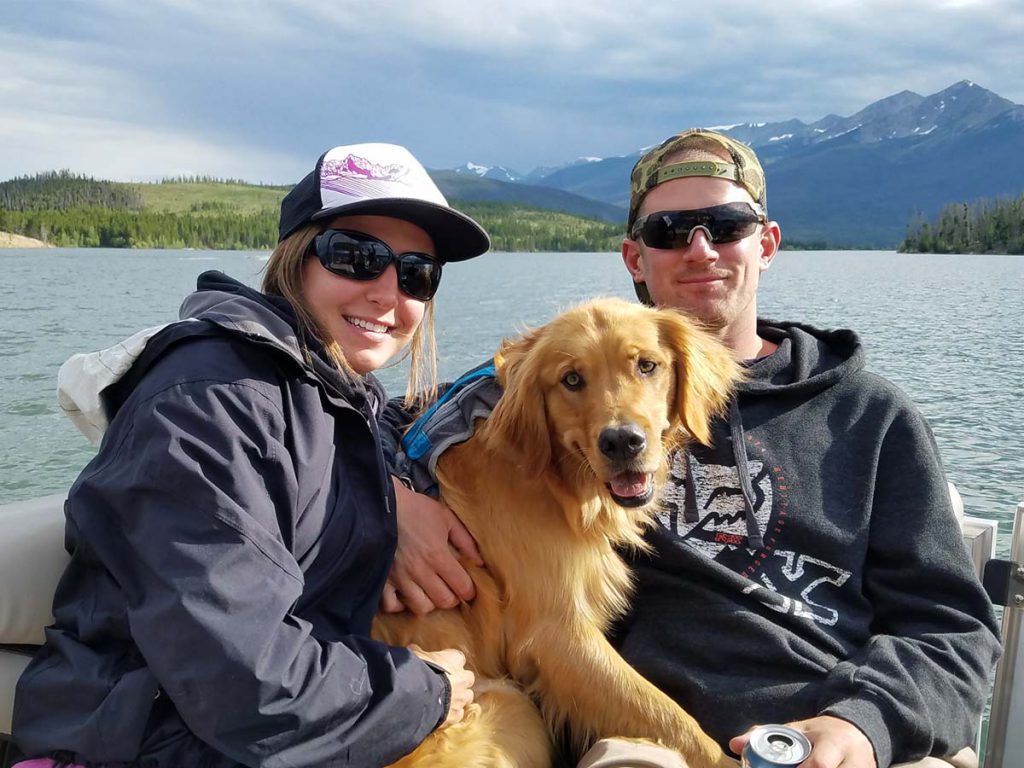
[0,34,142,121]
[1,0,1022,176]
[0,111,302,183]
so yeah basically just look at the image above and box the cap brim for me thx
[310,198,490,263]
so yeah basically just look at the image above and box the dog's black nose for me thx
[598,424,647,462]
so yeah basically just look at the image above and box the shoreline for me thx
[0,239,903,254]
[0,231,52,248]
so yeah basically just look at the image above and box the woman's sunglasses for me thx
[313,229,442,301]
[631,202,766,249]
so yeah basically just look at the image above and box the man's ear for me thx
[657,310,743,447]
[621,237,646,283]
[485,330,552,476]
[759,220,781,271]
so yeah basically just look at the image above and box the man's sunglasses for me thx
[631,202,766,249]
[313,229,442,301]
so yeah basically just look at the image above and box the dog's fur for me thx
[374,298,742,768]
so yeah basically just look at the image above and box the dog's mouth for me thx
[606,471,656,507]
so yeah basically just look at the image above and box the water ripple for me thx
[1,250,1021,544]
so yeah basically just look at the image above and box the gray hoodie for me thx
[614,320,1001,767]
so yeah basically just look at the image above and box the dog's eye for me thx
[561,371,584,391]
[638,359,657,375]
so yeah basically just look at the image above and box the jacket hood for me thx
[743,319,864,396]
[58,271,382,444]
[178,270,303,358]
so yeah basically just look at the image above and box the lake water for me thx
[1,248,1022,550]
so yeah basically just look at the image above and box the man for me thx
[383,130,1001,768]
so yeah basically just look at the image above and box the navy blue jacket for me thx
[13,272,448,767]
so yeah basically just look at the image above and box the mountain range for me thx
[429,170,625,223]
[433,81,1024,247]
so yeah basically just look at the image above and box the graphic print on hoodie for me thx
[657,444,852,629]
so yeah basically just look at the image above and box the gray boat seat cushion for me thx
[0,494,68,736]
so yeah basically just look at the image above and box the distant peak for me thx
[939,79,991,95]
[451,162,522,182]
[873,89,924,104]
[460,162,489,176]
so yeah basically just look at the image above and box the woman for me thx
[12,143,489,768]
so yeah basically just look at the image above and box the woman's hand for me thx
[383,479,484,615]
[729,716,877,768]
[409,645,475,730]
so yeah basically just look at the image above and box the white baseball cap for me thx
[278,142,490,262]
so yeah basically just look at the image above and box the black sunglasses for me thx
[313,229,442,301]
[631,202,766,249]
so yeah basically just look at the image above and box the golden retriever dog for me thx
[374,298,741,768]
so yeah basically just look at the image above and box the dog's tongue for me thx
[609,471,651,499]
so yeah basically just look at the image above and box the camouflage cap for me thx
[627,128,767,234]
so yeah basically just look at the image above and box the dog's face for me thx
[487,298,741,513]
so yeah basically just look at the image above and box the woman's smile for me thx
[345,315,394,335]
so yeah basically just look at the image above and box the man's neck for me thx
[719,318,777,361]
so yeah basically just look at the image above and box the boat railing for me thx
[977,500,1024,768]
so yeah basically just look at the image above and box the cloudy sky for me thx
[3,0,1023,184]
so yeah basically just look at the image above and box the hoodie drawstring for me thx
[681,397,764,549]
[683,452,699,523]
[728,397,764,550]
[679,399,770,548]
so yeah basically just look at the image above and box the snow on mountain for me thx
[451,163,522,183]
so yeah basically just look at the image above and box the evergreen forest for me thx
[899,194,1024,254]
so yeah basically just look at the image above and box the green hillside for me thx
[442,201,620,252]
[0,173,622,252]
[138,179,289,214]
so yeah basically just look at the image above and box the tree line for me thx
[0,173,626,252]
[24,171,1018,254]
[900,194,1024,254]
[159,175,288,188]
[0,207,277,249]
[0,203,623,252]
[0,171,143,212]
[453,202,623,252]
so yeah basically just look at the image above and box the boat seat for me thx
[0,495,69,745]
[0,482,982,752]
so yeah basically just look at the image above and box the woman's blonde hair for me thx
[261,222,439,409]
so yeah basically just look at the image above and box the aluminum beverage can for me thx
[741,725,813,767]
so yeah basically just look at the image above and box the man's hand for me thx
[729,716,876,768]
[409,645,475,730]
[382,479,484,615]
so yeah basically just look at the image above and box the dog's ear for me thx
[486,330,552,475]
[657,310,742,446]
